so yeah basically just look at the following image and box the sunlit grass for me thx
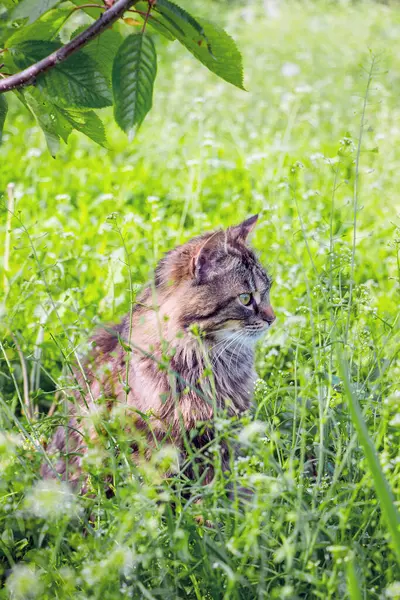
[1,1,400,598]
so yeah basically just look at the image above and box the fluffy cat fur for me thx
[41,215,275,489]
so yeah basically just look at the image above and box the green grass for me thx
[1,0,400,597]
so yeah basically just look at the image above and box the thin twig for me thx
[70,3,105,14]
[0,0,139,94]
[128,8,149,16]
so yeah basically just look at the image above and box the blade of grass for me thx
[338,353,400,563]
[346,552,362,600]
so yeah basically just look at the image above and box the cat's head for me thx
[155,215,275,345]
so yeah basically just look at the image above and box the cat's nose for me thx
[260,305,276,325]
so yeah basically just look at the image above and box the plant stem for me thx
[345,56,375,343]
[3,182,14,296]
[9,331,33,421]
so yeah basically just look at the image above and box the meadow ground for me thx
[1,0,400,598]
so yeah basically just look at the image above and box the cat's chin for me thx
[208,325,268,346]
[244,327,269,342]
[247,328,268,338]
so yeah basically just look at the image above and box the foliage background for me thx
[1,0,400,598]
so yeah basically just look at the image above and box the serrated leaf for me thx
[57,108,109,148]
[139,2,244,89]
[1,0,18,8]
[0,3,16,45]
[12,41,112,108]
[0,94,8,144]
[12,0,61,25]
[25,89,72,143]
[42,126,60,156]
[145,15,176,41]
[154,0,206,40]
[14,79,108,152]
[112,33,157,133]
[72,26,123,85]
[178,19,244,90]
[136,2,175,41]
[18,88,73,156]
[6,6,69,46]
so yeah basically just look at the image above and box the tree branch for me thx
[0,0,139,94]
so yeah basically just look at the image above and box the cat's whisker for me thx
[227,332,246,373]
[235,336,248,371]
[211,336,241,367]
[208,330,241,353]
[211,332,243,366]
[209,330,243,353]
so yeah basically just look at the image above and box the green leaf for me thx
[0,94,8,144]
[12,0,61,25]
[12,41,113,108]
[338,355,400,564]
[0,3,16,45]
[153,0,206,40]
[18,88,73,156]
[26,89,72,144]
[112,33,157,133]
[17,87,108,151]
[346,552,362,600]
[72,26,123,85]
[141,1,244,89]
[144,16,176,41]
[14,73,108,152]
[57,108,109,148]
[177,19,244,90]
[135,2,175,40]
[1,0,18,8]
[6,6,69,46]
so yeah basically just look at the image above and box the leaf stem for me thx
[70,3,105,14]
[141,0,154,33]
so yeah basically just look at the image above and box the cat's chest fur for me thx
[127,336,255,436]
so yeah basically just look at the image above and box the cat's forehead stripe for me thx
[253,263,269,282]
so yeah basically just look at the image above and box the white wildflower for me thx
[24,480,77,521]
[238,421,265,444]
[281,62,300,77]
[6,565,42,599]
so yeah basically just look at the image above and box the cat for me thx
[41,215,275,491]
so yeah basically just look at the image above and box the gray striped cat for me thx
[42,215,275,490]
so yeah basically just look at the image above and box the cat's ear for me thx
[229,214,258,243]
[190,231,223,283]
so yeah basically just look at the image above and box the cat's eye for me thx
[239,293,252,306]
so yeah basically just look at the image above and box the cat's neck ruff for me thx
[169,331,256,415]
